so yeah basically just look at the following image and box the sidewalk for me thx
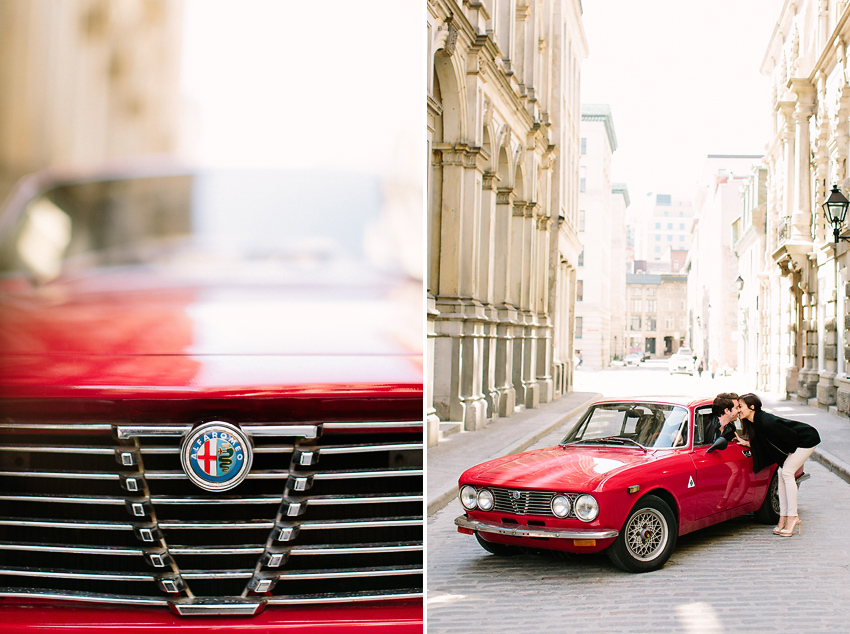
[427,390,601,516]
[427,389,850,517]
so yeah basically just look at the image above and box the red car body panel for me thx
[0,599,423,633]
[457,397,779,557]
[0,271,421,398]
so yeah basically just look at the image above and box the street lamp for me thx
[822,185,850,244]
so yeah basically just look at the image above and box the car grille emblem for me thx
[511,490,521,500]
[180,421,253,492]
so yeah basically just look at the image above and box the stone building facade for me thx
[757,0,850,413]
[0,0,184,200]
[625,273,687,359]
[427,0,587,445]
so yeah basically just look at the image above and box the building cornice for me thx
[581,104,618,152]
[810,4,850,80]
[612,182,630,207]
[761,0,798,75]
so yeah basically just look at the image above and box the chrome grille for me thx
[0,420,423,614]
[491,489,580,517]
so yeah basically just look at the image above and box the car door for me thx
[689,407,754,520]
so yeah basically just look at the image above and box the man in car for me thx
[706,392,740,443]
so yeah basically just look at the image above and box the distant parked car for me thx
[624,353,642,367]
[668,348,695,375]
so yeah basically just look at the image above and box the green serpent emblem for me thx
[218,443,235,473]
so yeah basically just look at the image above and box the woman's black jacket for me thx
[749,409,821,473]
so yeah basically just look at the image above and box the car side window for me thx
[694,408,713,447]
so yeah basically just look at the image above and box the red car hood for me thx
[461,445,665,492]
[0,267,422,398]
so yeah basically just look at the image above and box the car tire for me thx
[607,495,677,573]
[753,471,780,525]
[474,532,520,556]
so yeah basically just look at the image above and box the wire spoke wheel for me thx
[608,495,677,572]
[625,507,668,561]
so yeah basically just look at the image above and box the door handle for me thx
[743,450,752,457]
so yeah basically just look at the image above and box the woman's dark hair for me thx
[738,393,762,438]
[739,393,762,410]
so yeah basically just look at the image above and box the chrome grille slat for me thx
[180,570,253,580]
[276,565,422,580]
[0,542,142,556]
[0,418,423,611]
[0,567,156,582]
[323,421,421,429]
[0,470,120,480]
[266,590,423,605]
[157,520,275,530]
[318,442,422,455]
[0,446,116,455]
[301,494,422,506]
[169,546,265,556]
[310,468,423,480]
[0,588,166,606]
[0,494,127,505]
[0,518,132,531]
[290,542,422,555]
[298,517,422,530]
[152,495,282,505]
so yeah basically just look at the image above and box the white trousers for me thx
[777,446,815,517]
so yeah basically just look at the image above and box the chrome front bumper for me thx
[455,516,618,540]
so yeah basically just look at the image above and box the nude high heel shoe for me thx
[780,516,802,537]
[772,516,787,535]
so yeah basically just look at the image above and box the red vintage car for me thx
[455,397,806,573]
[0,164,423,631]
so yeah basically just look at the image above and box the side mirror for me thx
[706,436,728,454]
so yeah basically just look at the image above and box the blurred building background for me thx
[0,0,184,200]
[0,1,423,278]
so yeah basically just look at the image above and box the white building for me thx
[688,155,762,373]
[629,194,695,263]
[576,104,627,369]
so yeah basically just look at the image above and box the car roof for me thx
[591,395,712,408]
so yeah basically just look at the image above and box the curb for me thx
[426,393,601,517]
[811,447,850,485]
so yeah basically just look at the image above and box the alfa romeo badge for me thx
[180,421,253,492]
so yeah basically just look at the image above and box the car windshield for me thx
[561,403,689,449]
[0,169,393,282]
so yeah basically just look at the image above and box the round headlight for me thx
[574,494,599,522]
[460,485,478,510]
[551,494,572,518]
[477,488,495,511]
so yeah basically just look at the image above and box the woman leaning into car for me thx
[735,393,821,537]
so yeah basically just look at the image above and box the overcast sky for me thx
[581,0,778,200]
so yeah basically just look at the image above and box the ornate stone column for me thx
[479,171,500,419]
[494,186,517,416]
[790,79,816,240]
[535,214,554,403]
[432,144,488,430]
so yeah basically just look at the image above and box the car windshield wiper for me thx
[564,436,648,452]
